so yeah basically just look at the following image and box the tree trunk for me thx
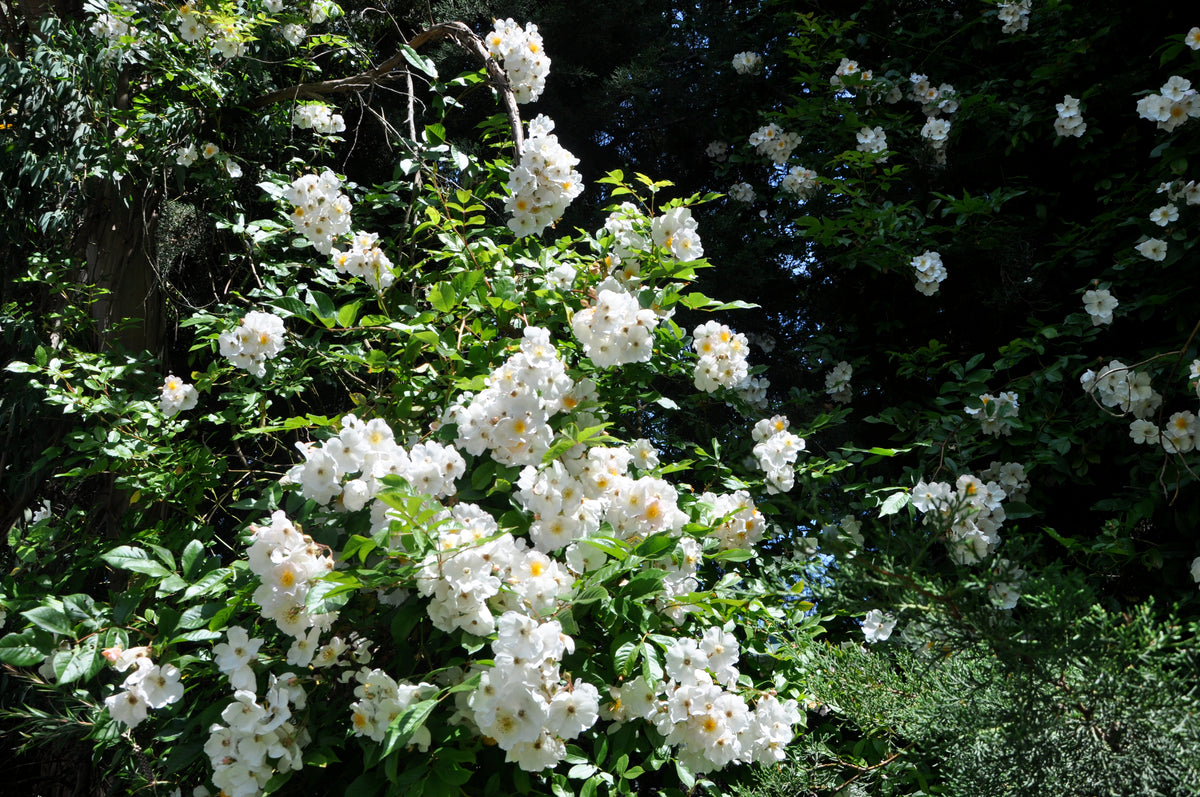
[76,177,163,354]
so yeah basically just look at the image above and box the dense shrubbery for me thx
[2,1,1200,795]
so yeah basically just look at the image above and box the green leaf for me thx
[582,536,629,561]
[379,698,438,758]
[442,672,482,697]
[170,629,223,643]
[429,282,457,313]
[147,543,176,570]
[257,180,285,199]
[878,491,911,517]
[262,770,295,795]
[640,642,663,682]
[674,760,695,790]
[101,546,172,578]
[183,568,232,600]
[345,772,385,797]
[179,602,224,630]
[341,534,377,564]
[0,629,51,666]
[181,539,204,579]
[268,296,311,320]
[710,548,754,562]
[1004,501,1037,519]
[433,754,473,786]
[62,594,97,623]
[571,584,609,605]
[207,594,245,631]
[540,436,578,466]
[305,575,360,614]
[157,574,188,596]
[710,299,758,311]
[714,572,742,590]
[568,764,597,780]
[401,44,438,77]
[307,289,336,326]
[1044,526,1083,552]
[54,636,102,684]
[470,459,496,491]
[21,605,73,636]
[633,534,676,559]
[614,637,640,676]
[337,300,362,328]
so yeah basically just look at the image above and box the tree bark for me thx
[73,68,163,354]
[76,177,163,353]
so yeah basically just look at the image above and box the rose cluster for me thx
[911,250,947,296]
[911,469,1025,564]
[102,646,183,729]
[571,279,660,367]
[749,123,800,165]
[285,413,466,511]
[824,361,852,404]
[830,57,871,89]
[159,374,198,417]
[781,165,819,198]
[218,310,286,377]
[692,321,751,393]
[1055,94,1087,138]
[205,637,311,797]
[487,18,551,103]
[1136,76,1200,132]
[331,231,395,292]
[856,125,888,160]
[463,613,600,770]
[601,630,802,773]
[292,103,346,135]
[965,391,1020,437]
[1081,362,1161,421]
[446,326,576,467]
[700,490,768,551]
[731,51,762,75]
[752,415,804,493]
[997,0,1031,34]
[505,115,584,236]
[283,170,353,255]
